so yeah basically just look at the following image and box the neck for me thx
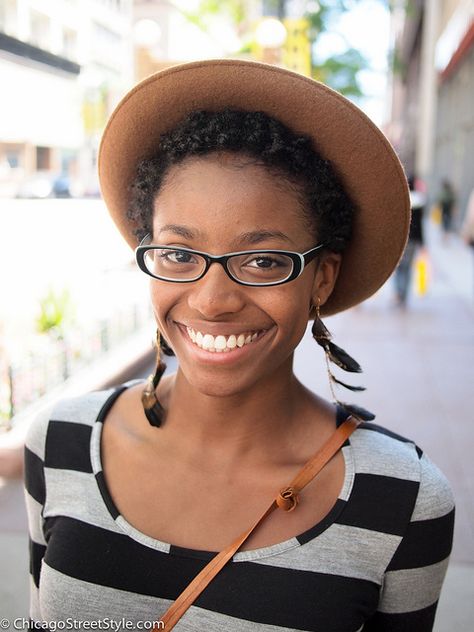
[159,358,317,465]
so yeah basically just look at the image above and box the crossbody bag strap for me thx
[157,416,360,631]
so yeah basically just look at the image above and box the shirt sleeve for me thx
[363,452,455,631]
[23,407,52,621]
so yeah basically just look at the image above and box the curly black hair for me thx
[128,109,354,252]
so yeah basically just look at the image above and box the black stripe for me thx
[387,509,455,570]
[169,544,215,561]
[45,421,92,472]
[337,473,419,535]
[360,422,414,445]
[96,385,128,423]
[362,601,438,631]
[297,498,347,544]
[24,447,45,505]
[29,538,47,588]
[200,557,379,631]
[95,470,120,520]
[43,516,379,630]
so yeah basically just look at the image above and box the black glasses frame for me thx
[135,234,325,287]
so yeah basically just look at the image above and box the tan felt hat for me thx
[98,59,410,316]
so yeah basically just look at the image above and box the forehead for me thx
[152,155,312,247]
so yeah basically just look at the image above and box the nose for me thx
[187,261,246,318]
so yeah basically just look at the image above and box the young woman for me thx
[24,60,454,632]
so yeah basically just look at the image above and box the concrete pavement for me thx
[293,225,474,630]
[0,221,472,629]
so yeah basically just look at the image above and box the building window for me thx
[36,147,51,171]
[30,10,50,50]
[62,28,77,60]
[6,150,20,169]
[0,0,18,36]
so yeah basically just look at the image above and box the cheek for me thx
[264,281,313,340]
[149,280,179,330]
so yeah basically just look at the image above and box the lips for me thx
[185,327,261,353]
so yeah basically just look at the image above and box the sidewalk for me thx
[293,224,474,630]
[1,222,472,628]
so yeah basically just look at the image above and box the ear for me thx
[311,252,342,307]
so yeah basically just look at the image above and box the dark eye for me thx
[245,256,285,269]
[160,249,197,264]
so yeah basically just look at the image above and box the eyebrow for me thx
[235,230,294,247]
[157,224,200,240]
[157,225,294,247]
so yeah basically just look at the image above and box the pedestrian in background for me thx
[461,188,474,249]
[461,188,474,298]
[438,179,456,239]
[394,175,426,307]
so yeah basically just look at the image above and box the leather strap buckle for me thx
[276,486,299,512]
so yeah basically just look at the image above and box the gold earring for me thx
[141,329,167,427]
[311,298,375,421]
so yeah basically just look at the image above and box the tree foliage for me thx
[176,0,378,97]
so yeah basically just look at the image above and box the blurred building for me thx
[433,1,474,217]
[132,0,260,82]
[0,0,134,196]
[388,0,474,221]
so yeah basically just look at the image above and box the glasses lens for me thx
[228,252,294,284]
[143,248,206,281]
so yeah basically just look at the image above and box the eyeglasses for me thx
[135,234,325,287]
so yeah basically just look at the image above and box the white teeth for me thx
[185,328,261,352]
[202,334,214,350]
[214,335,227,350]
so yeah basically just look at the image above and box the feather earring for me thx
[141,329,167,427]
[312,299,375,421]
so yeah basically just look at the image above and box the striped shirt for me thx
[24,383,455,631]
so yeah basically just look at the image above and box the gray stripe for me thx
[25,407,53,460]
[350,428,420,481]
[340,444,355,501]
[181,601,320,632]
[51,390,115,426]
[39,562,169,625]
[24,490,47,545]
[43,468,122,534]
[30,575,42,621]
[90,422,103,474]
[253,524,401,584]
[233,537,300,562]
[411,454,455,521]
[115,515,171,553]
[378,558,450,613]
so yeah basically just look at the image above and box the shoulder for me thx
[351,421,454,517]
[24,383,136,457]
[351,422,423,481]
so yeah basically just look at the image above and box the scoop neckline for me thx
[91,384,356,562]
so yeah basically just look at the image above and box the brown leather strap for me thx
[157,416,359,631]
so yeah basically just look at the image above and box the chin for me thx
[184,372,254,399]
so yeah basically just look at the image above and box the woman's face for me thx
[150,153,340,397]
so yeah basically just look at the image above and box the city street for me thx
[0,215,473,629]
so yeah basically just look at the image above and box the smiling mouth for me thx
[185,327,263,353]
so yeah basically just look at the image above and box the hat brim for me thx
[98,59,410,316]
